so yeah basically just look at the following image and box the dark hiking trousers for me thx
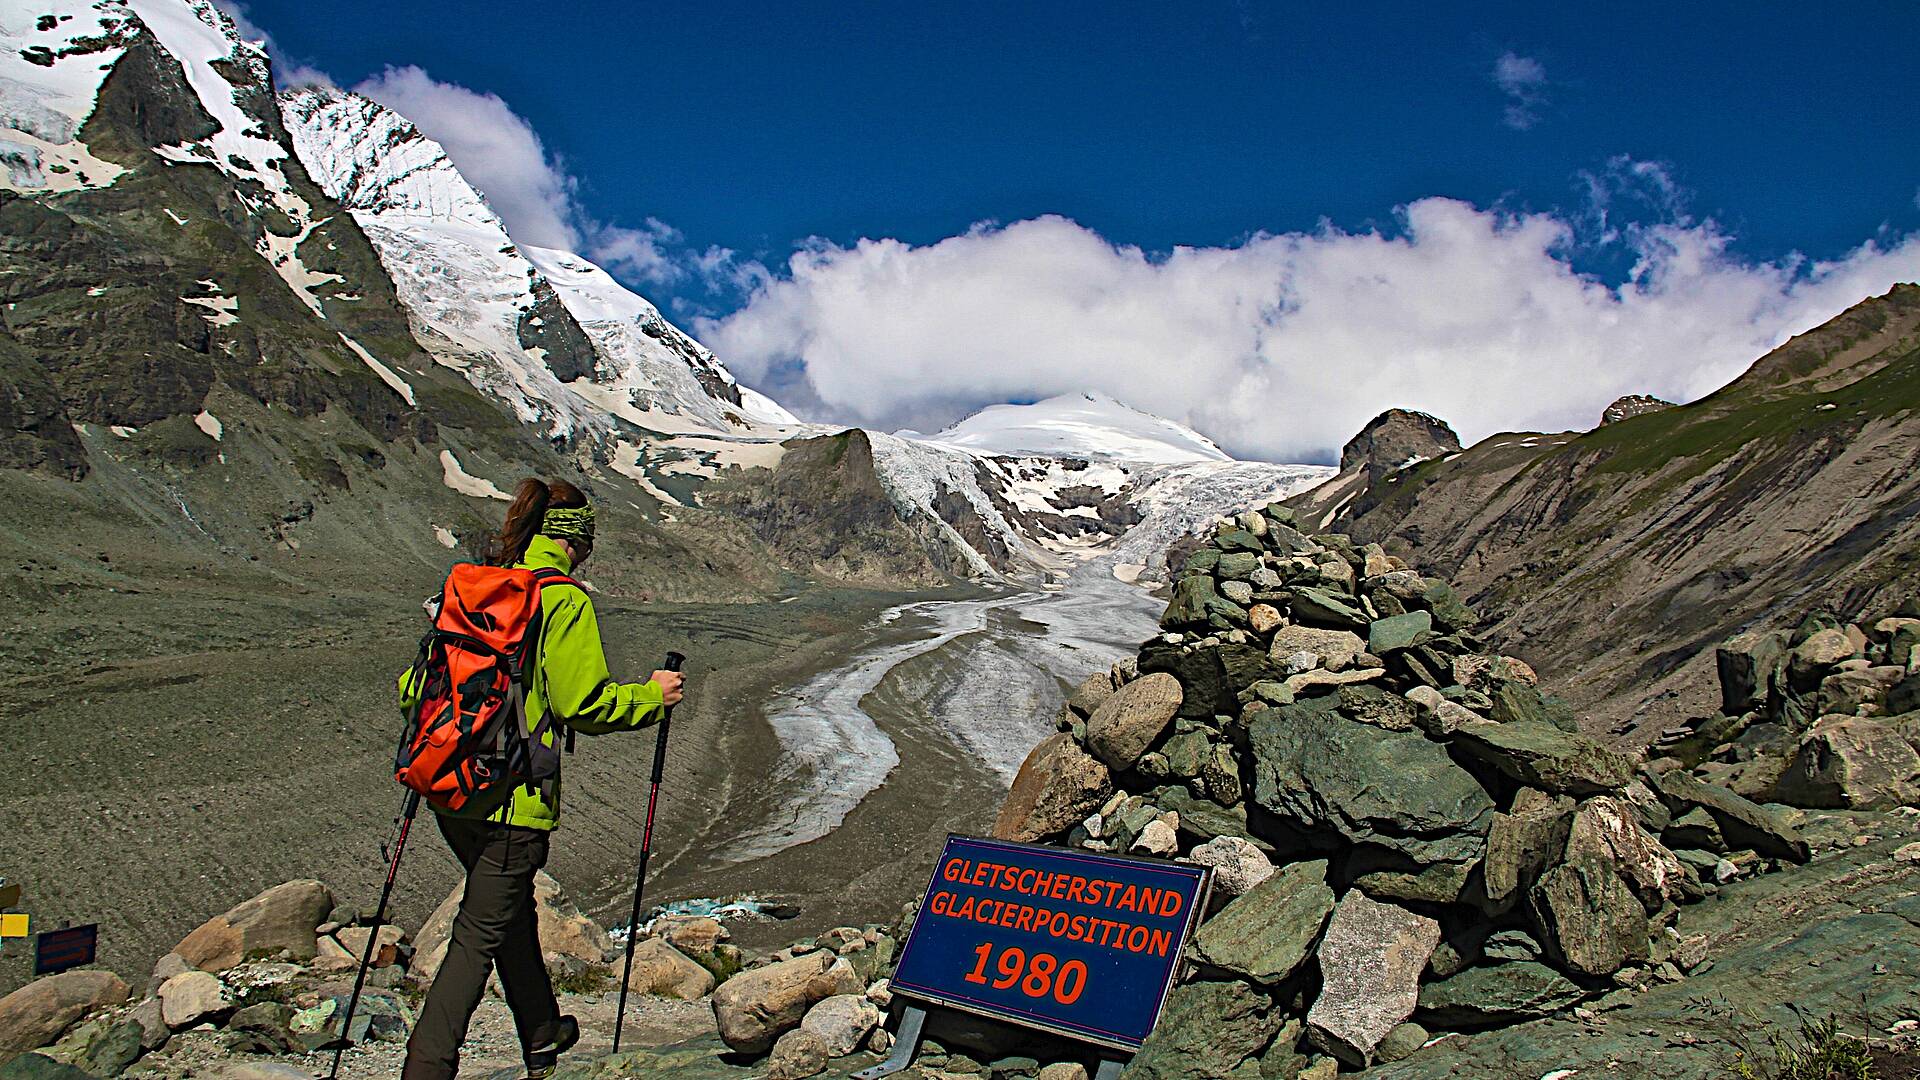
[401,815,560,1080]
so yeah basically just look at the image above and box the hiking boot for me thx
[523,1015,579,1079]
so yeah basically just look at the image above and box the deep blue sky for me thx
[247,0,1920,317]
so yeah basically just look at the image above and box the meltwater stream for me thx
[718,556,1162,863]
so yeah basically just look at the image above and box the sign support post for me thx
[863,834,1212,1078]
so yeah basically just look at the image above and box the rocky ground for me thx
[8,500,1920,1080]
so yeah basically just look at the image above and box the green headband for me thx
[540,504,596,547]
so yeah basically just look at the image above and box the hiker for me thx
[399,478,684,1080]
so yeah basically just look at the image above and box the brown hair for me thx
[489,477,589,566]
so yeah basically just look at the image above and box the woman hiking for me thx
[399,478,683,1080]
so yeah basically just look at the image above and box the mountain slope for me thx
[1286,283,1920,743]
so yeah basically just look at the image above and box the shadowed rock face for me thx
[1600,394,1673,426]
[1286,285,1920,744]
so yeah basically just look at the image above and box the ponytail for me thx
[488,477,591,566]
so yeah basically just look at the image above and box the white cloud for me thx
[350,65,688,283]
[700,202,1920,464]
[1494,51,1549,130]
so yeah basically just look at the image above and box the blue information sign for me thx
[889,835,1212,1051]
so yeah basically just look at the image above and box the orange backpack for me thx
[394,564,575,811]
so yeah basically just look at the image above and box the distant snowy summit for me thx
[917,393,1232,464]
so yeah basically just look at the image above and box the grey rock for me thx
[1220,579,1254,605]
[1192,860,1334,984]
[765,1027,827,1080]
[172,879,332,973]
[1306,892,1441,1067]
[798,994,879,1057]
[1216,552,1260,581]
[158,972,231,1030]
[1187,836,1274,897]
[1268,626,1365,672]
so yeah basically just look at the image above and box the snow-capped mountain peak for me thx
[280,83,795,441]
[925,392,1232,464]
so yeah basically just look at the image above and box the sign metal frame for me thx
[863,833,1212,1077]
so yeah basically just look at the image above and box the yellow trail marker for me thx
[0,913,27,938]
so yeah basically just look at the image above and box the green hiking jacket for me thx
[399,534,667,829]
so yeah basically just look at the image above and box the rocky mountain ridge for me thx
[1285,283,1920,745]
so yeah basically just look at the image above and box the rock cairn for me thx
[1658,605,1920,812]
[995,502,1814,1074]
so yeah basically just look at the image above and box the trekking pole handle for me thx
[649,651,685,785]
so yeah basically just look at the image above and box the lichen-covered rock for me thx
[1652,771,1810,862]
[1481,790,1576,910]
[1252,698,1494,867]
[1124,979,1286,1080]
[1192,860,1334,984]
[1450,721,1634,796]
[1416,961,1585,1028]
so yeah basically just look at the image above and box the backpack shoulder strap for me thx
[528,567,583,593]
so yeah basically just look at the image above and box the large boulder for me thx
[1449,721,1634,796]
[1306,892,1441,1067]
[173,880,332,972]
[1416,961,1584,1028]
[1191,860,1334,984]
[993,734,1114,843]
[711,952,860,1055]
[763,1028,827,1080]
[412,870,612,984]
[1085,673,1183,770]
[1251,698,1494,867]
[1652,771,1811,862]
[0,972,130,1054]
[1562,796,1685,910]
[1124,978,1286,1080]
[1768,716,1920,810]
[622,938,715,1001]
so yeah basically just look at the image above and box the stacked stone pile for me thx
[993,502,1814,1074]
[1659,607,1920,811]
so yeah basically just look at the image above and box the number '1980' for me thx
[963,943,1087,1004]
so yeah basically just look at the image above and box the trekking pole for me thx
[327,789,422,1080]
[612,650,686,1054]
